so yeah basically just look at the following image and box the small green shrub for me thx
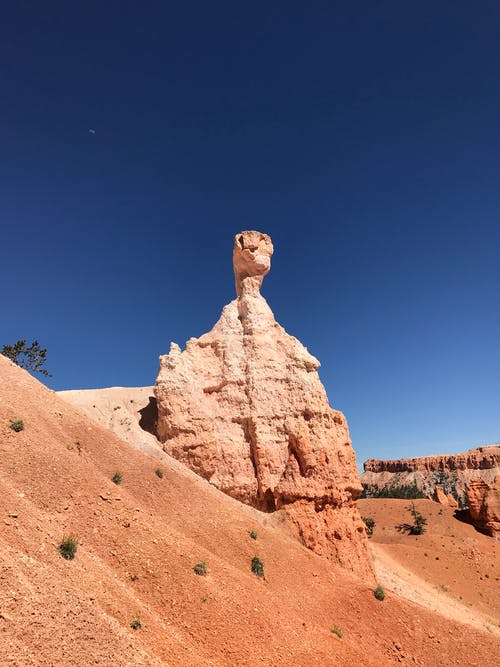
[330,625,343,639]
[10,420,24,432]
[407,503,427,535]
[251,556,264,578]
[193,561,207,576]
[59,535,78,560]
[130,618,141,630]
[249,530,258,540]
[155,468,164,479]
[374,585,385,601]
[112,471,122,485]
[362,517,375,537]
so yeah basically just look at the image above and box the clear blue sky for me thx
[1,2,499,464]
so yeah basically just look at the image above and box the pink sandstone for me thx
[361,445,500,505]
[363,447,500,474]
[466,475,500,538]
[154,231,373,580]
[432,486,459,509]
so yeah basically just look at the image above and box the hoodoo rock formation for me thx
[466,476,500,538]
[361,445,500,506]
[154,231,373,579]
[433,486,459,509]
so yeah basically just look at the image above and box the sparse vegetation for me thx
[330,625,343,638]
[408,502,427,535]
[362,517,375,537]
[361,482,425,499]
[251,556,264,578]
[249,530,258,540]
[155,468,164,479]
[193,561,207,576]
[58,535,78,560]
[2,339,51,377]
[374,585,385,601]
[130,618,141,630]
[112,471,122,485]
[10,419,24,432]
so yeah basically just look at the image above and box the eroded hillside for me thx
[2,355,499,666]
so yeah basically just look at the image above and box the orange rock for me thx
[155,231,373,580]
[433,486,449,506]
[466,475,500,538]
[432,487,459,509]
[364,446,500,474]
[361,445,500,504]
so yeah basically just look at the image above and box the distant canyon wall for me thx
[361,445,500,507]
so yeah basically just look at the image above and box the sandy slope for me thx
[370,543,498,634]
[1,358,499,665]
[58,386,159,456]
[358,499,499,634]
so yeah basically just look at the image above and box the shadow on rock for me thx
[138,396,158,436]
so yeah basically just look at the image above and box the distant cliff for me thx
[360,445,500,507]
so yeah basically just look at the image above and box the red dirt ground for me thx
[1,355,499,665]
[358,498,499,629]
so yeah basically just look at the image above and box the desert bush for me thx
[59,535,78,560]
[407,502,427,535]
[374,585,385,601]
[330,625,343,638]
[2,339,51,377]
[112,471,122,485]
[249,530,258,540]
[362,517,375,537]
[130,618,141,630]
[155,468,164,479]
[193,561,207,576]
[251,556,264,577]
[10,420,24,432]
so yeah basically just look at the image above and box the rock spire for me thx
[154,231,373,579]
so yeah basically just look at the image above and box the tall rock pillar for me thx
[155,231,373,580]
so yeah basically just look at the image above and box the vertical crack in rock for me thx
[155,230,374,580]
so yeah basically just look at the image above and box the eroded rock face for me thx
[364,447,500,474]
[233,230,273,297]
[361,445,500,506]
[155,231,373,579]
[466,476,500,538]
[432,486,459,509]
[434,486,450,505]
